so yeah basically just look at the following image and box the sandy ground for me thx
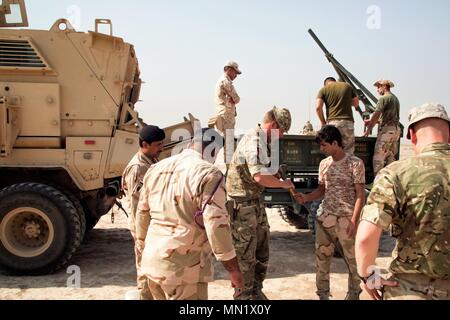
[0,145,413,300]
[0,209,396,301]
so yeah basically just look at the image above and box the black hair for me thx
[324,77,337,86]
[315,125,343,147]
[139,139,151,148]
[139,125,166,147]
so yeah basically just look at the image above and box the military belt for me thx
[226,197,260,222]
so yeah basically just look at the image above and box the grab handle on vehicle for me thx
[95,19,113,36]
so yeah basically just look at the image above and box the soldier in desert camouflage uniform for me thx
[301,121,316,136]
[356,103,450,300]
[209,60,241,136]
[122,125,165,300]
[227,107,294,300]
[364,80,402,177]
[208,61,242,164]
[295,125,366,300]
[135,128,243,300]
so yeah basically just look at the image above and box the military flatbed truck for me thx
[263,29,402,231]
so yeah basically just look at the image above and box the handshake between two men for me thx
[287,184,359,239]
[288,184,323,208]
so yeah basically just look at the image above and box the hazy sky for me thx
[24,0,450,136]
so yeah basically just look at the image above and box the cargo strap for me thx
[194,176,224,229]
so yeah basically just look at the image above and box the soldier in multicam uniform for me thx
[122,125,166,300]
[356,103,450,300]
[301,121,316,136]
[135,128,244,300]
[363,80,402,177]
[295,126,366,300]
[316,77,360,155]
[227,107,295,300]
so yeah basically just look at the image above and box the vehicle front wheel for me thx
[0,183,82,275]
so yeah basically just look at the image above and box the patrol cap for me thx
[224,60,242,75]
[139,125,166,143]
[272,107,292,133]
[407,103,450,139]
[374,79,395,88]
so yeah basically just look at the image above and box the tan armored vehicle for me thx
[0,0,195,275]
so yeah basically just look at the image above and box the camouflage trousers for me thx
[209,109,236,134]
[373,125,401,177]
[230,198,270,300]
[315,214,361,298]
[328,120,355,155]
[209,111,236,165]
[128,215,153,300]
[383,274,450,300]
[147,279,208,300]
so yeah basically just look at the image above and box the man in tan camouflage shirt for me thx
[296,125,366,300]
[363,80,402,177]
[301,121,316,136]
[227,107,295,300]
[211,60,241,136]
[135,128,244,300]
[122,125,165,300]
[356,103,450,300]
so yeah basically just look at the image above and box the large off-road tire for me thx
[43,182,86,241]
[0,183,83,275]
[277,205,309,230]
[64,194,86,241]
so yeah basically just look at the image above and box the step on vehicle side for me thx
[0,0,196,275]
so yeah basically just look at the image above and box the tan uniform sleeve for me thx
[123,165,141,217]
[318,159,327,185]
[202,171,236,262]
[135,178,151,241]
[360,168,402,230]
[223,79,240,105]
[352,158,366,185]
